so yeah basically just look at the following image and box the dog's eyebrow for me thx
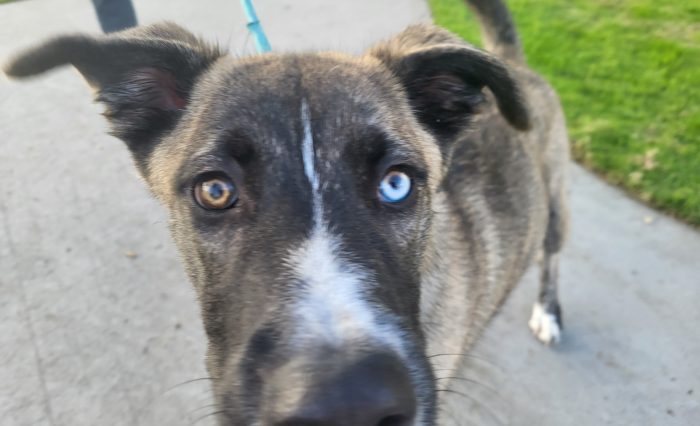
[171,153,229,195]
[186,127,257,169]
[172,130,255,194]
[355,125,425,167]
[212,128,256,165]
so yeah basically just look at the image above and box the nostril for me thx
[377,414,410,426]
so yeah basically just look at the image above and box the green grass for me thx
[430,0,700,226]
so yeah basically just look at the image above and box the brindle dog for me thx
[4,0,568,424]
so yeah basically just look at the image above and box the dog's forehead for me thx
[198,53,413,139]
[207,53,396,108]
[194,53,433,153]
[148,52,443,197]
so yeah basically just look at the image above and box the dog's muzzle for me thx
[261,352,417,426]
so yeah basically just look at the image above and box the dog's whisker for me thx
[163,377,219,395]
[187,403,218,417]
[191,410,226,426]
[440,406,481,426]
[433,376,499,395]
[427,352,504,371]
[130,377,217,424]
[436,388,505,426]
[437,403,462,426]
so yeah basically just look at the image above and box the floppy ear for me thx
[3,22,221,168]
[370,35,530,141]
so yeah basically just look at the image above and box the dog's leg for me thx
[529,192,566,345]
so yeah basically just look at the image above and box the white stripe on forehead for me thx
[300,100,322,225]
[289,99,405,355]
[301,100,319,193]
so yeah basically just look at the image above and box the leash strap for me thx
[240,0,272,53]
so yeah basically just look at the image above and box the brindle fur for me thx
[4,1,568,424]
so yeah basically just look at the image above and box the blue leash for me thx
[240,0,271,53]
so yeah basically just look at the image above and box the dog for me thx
[4,0,569,424]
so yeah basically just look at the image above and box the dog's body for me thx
[5,1,568,424]
[370,18,570,371]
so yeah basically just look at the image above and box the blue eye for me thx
[378,170,412,203]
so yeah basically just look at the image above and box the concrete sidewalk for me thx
[0,0,698,425]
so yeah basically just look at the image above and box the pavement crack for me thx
[8,199,57,426]
[18,282,57,426]
[1,202,17,255]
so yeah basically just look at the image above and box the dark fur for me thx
[4,1,569,424]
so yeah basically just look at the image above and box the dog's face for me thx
[159,54,441,424]
[5,23,528,425]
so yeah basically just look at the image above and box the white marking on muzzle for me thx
[289,231,406,353]
[289,100,405,355]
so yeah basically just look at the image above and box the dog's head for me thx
[5,23,528,425]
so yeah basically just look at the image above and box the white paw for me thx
[528,302,561,345]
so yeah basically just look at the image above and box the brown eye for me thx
[193,175,238,210]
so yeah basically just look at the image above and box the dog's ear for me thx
[3,22,221,167]
[369,31,530,140]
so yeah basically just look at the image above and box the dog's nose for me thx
[270,353,416,426]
